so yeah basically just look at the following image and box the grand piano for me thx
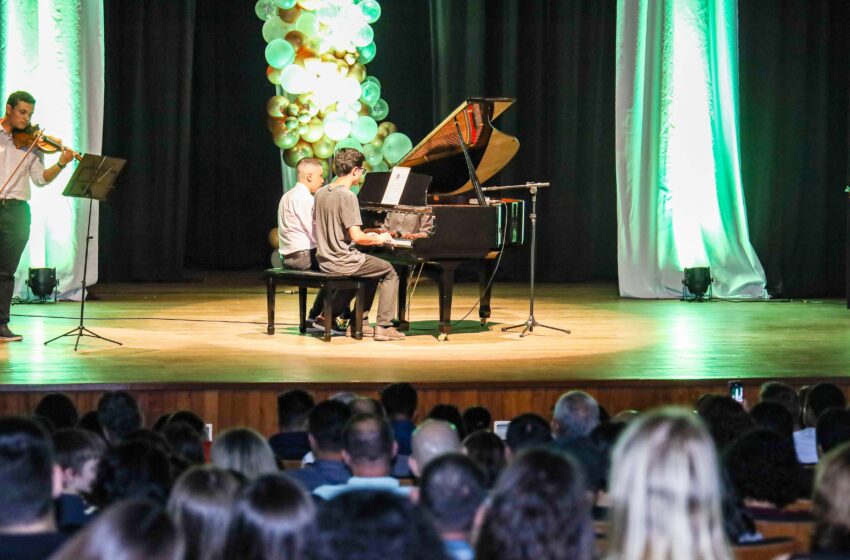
[359,97,526,340]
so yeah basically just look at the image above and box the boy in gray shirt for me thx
[313,148,405,341]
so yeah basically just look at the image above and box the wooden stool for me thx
[265,268,366,342]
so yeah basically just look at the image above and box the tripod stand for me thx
[483,182,570,337]
[44,154,126,351]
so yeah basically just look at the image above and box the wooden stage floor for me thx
[2,271,848,386]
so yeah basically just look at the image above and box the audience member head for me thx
[817,408,850,456]
[167,410,206,436]
[380,382,418,420]
[426,404,466,439]
[409,419,460,477]
[162,420,205,465]
[462,406,492,435]
[168,466,242,560]
[552,390,600,440]
[461,430,506,488]
[759,381,801,429]
[50,499,184,560]
[308,399,352,458]
[35,393,78,430]
[587,420,628,492]
[348,396,385,418]
[476,448,593,560]
[211,427,279,479]
[805,383,847,428]
[0,417,60,531]
[505,413,551,455]
[606,408,732,560]
[277,390,315,432]
[97,391,143,444]
[330,391,358,405]
[52,428,107,495]
[420,453,488,537]
[812,443,850,553]
[749,401,795,439]
[224,474,315,560]
[697,395,755,450]
[310,489,447,560]
[77,410,104,438]
[342,413,396,476]
[723,428,803,509]
[89,439,172,507]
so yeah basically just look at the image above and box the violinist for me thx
[0,90,76,342]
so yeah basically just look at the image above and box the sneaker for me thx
[348,322,374,338]
[374,325,405,341]
[0,324,23,342]
[311,316,346,335]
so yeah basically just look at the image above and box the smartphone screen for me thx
[729,381,744,403]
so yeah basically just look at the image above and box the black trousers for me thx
[282,248,325,319]
[0,202,30,325]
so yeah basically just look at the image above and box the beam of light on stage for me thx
[255,0,412,187]
[0,0,105,300]
[615,0,768,299]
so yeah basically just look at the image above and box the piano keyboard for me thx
[386,238,413,249]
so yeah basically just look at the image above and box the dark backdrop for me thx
[101,1,849,297]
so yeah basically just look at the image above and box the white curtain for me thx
[1,0,104,301]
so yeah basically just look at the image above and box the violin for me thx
[11,125,81,162]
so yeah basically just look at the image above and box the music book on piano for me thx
[359,169,432,213]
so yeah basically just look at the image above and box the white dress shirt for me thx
[278,182,316,256]
[0,128,47,200]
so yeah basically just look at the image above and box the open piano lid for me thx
[395,97,519,197]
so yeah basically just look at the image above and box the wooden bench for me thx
[265,268,366,342]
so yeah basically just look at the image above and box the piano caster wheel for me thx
[437,333,448,342]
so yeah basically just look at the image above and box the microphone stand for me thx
[482,182,570,337]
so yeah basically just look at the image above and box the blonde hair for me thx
[606,408,733,560]
[210,427,279,479]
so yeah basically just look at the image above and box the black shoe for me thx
[0,325,22,342]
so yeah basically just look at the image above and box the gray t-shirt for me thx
[314,184,366,274]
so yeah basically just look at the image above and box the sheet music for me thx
[381,167,411,206]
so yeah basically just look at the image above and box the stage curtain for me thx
[428,0,619,282]
[0,0,104,300]
[615,0,767,298]
[738,0,850,298]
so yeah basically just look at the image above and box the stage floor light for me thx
[682,267,712,301]
[27,267,57,303]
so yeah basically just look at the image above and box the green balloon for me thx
[353,24,374,48]
[255,0,277,21]
[334,137,365,154]
[274,130,300,150]
[371,161,389,172]
[295,13,319,36]
[265,39,295,69]
[359,81,381,107]
[363,75,381,89]
[357,42,377,64]
[382,132,413,165]
[275,0,297,7]
[359,0,382,24]
[370,98,389,121]
[363,143,384,167]
[262,17,290,43]
[351,116,378,144]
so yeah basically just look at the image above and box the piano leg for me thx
[479,259,495,326]
[434,262,460,341]
[396,265,410,331]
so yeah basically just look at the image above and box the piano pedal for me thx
[437,333,448,342]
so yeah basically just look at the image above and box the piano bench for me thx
[265,268,367,342]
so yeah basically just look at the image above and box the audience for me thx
[161,421,205,465]
[810,442,850,557]
[749,401,795,439]
[409,419,461,478]
[35,394,78,431]
[461,406,491,435]
[816,408,850,456]
[310,490,448,560]
[606,408,734,560]
[461,430,505,488]
[697,395,755,451]
[797,382,847,464]
[314,413,408,499]
[52,428,107,532]
[50,499,184,560]
[223,474,314,560]
[89,440,172,508]
[380,382,418,456]
[759,381,802,431]
[505,413,551,456]
[268,390,315,461]
[427,405,467,440]
[0,417,67,560]
[286,400,352,491]
[97,391,143,445]
[475,447,594,560]
[167,466,241,560]
[211,428,279,480]
[551,390,600,442]
[419,454,488,560]
[348,396,385,418]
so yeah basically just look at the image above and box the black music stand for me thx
[45,154,126,351]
